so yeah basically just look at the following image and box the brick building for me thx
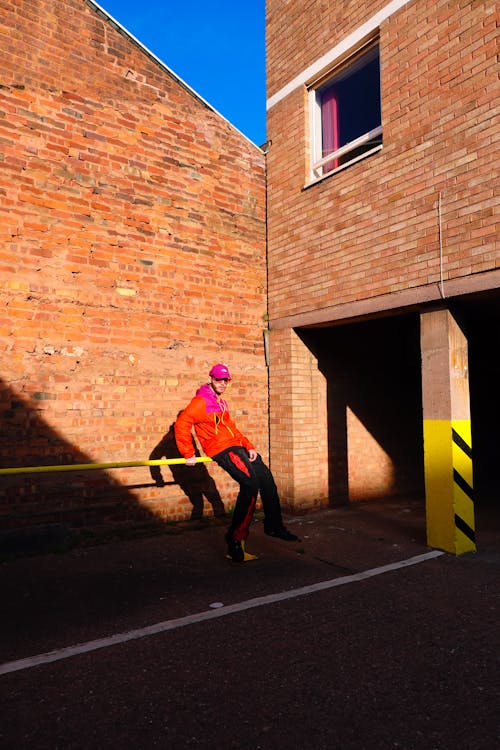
[266,0,499,553]
[1,0,498,555]
[0,0,266,538]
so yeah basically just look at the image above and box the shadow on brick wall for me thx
[149,420,225,521]
[0,379,171,557]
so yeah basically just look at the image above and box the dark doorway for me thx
[299,313,424,506]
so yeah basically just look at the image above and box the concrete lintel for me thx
[269,269,500,330]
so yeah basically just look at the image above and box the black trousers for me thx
[212,446,284,541]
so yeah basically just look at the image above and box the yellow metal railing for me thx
[0,457,212,476]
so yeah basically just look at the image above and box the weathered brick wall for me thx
[0,0,267,534]
[266,0,498,321]
[266,0,498,506]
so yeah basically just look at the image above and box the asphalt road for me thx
[1,501,499,750]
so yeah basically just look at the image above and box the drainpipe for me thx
[261,140,272,462]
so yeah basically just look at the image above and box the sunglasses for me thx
[213,378,229,383]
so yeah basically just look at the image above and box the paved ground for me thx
[1,498,499,749]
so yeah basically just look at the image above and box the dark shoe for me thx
[213,504,226,518]
[265,527,300,542]
[225,533,244,562]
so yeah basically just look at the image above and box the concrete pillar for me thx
[421,309,475,554]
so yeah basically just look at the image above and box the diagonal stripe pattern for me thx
[452,422,475,547]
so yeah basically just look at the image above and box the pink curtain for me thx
[321,87,339,172]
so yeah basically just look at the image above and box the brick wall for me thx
[266,0,498,506]
[266,0,498,321]
[0,0,267,535]
[268,328,329,509]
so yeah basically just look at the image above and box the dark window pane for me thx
[319,45,381,167]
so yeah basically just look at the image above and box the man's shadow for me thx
[149,421,226,521]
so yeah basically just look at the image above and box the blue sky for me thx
[96,0,266,146]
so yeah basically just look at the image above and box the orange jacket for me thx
[174,384,255,459]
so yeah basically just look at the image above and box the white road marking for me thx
[0,550,443,676]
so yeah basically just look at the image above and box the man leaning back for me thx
[174,363,299,562]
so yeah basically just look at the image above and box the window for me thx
[310,41,382,181]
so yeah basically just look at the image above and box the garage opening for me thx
[296,296,500,548]
[298,313,424,507]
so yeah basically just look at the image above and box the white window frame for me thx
[308,39,383,185]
